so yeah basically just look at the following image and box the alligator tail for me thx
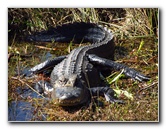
[26,22,112,43]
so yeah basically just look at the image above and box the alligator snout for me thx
[51,86,88,106]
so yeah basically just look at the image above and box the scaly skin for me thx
[23,22,149,106]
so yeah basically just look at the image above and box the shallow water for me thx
[8,101,34,121]
[8,85,46,121]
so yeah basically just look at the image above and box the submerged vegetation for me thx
[8,8,158,121]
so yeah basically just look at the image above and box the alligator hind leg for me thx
[88,54,150,82]
[21,55,66,77]
[90,87,124,104]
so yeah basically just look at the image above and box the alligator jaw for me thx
[51,86,89,106]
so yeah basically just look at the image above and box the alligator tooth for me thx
[60,94,68,99]
[107,29,111,33]
[104,27,107,30]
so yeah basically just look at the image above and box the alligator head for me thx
[51,74,89,106]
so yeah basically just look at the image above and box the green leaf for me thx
[114,89,133,100]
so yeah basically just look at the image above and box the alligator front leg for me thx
[35,80,53,96]
[88,54,150,82]
[90,87,124,104]
[21,55,66,77]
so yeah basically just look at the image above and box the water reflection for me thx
[8,86,46,121]
[8,101,34,121]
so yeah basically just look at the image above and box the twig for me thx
[11,76,45,98]
[137,81,158,93]
[35,45,57,51]
[38,110,47,119]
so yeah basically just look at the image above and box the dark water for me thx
[8,101,34,121]
[8,87,46,121]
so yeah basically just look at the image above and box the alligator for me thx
[23,22,150,106]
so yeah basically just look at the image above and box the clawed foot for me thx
[35,80,53,95]
[104,93,125,104]
[123,67,150,82]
